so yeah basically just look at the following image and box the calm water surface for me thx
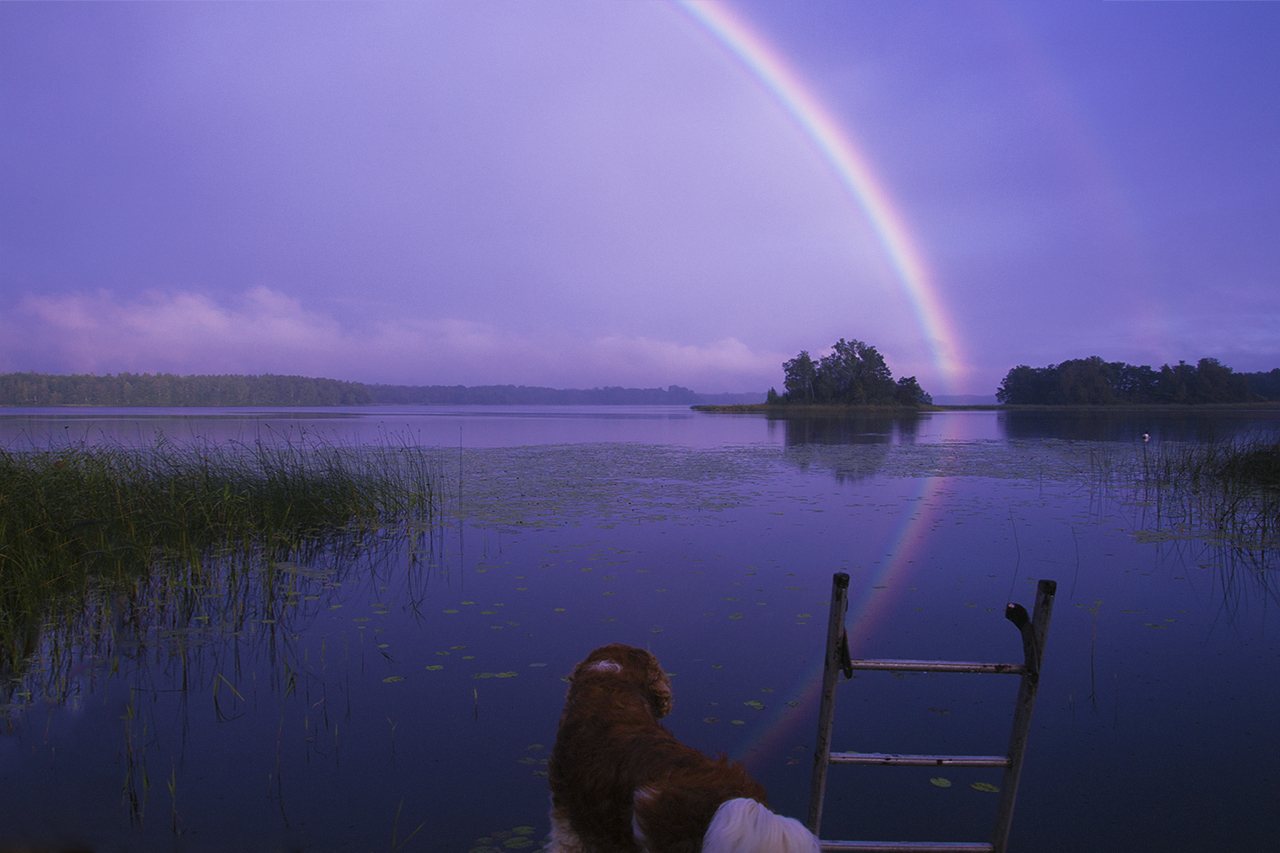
[1,406,1277,852]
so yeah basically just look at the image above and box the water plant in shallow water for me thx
[0,437,439,696]
[1134,436,1280,549]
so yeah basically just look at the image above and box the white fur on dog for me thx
[585,660,622,673]
[700,798,821,853]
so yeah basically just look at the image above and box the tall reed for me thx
[1135,436,1279,549]
[0,437,439,689]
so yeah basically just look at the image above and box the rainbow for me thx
[675,0,965,394]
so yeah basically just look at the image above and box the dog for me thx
[548,643,820,853]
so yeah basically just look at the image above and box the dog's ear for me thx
[641,650,674,718]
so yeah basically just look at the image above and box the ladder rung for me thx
[830,752,1009,767]
[848,659,1025,674]
[820,842,994,852]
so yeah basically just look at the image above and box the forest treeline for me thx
[996,357,1280,405]
[766,338,932,406]
[367,384,761,405]
[0,372,374,407]
[0,373,763,407]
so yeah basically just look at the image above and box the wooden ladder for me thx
[807,573,1057,853]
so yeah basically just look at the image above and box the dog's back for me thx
[548,644,769,853]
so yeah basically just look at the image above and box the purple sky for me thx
[2,1,1277,397]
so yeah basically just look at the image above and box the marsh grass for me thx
[0,437,439,695]
[1135,437,1279,546]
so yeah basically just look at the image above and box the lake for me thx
[2,405,1277,852]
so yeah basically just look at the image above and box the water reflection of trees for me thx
[767,413,920,446]
[765,414,920,484]
[1000,410,1280,443]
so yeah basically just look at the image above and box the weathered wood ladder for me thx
[808,573,1057,853]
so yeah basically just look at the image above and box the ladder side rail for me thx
[989,580,1057,853]
[808,571,851,834]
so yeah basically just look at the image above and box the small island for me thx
[693,337,932,413]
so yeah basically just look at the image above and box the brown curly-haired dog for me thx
[548,643,818,853]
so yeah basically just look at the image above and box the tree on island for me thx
[995,356,1256,405]
[766,338,932,406]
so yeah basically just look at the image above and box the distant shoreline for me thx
[693,402,1280,414]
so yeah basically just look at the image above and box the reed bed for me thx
[0,438,439,691]
[1133,436,1280,550]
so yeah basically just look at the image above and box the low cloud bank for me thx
[0,288,782,394]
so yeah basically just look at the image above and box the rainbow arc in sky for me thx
[677,0,965,394]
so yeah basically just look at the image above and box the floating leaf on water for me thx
[930,778,952,788]
[444,609,459,614]
[463,655,476,660]
[481,611,498,615]
[731,720,745,725]
[517,757,536,764]
[377,643,389,649]
[353,617,370,623]
[437,651,450,656]
[554,608,566,612]
[527,744,544,750]
[729,614,744,620]
[495,672,517,678]
[462,601,476,605]
[704,717,719,723]
[786,701,801,708]
[651,628,663,633]
[382,676,404,683]
[971,782,999,793]
[452,645,468,650]
[513,827,535,836]
[425,665,443,671]
[744,700,765,710]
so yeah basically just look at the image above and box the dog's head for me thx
[568,643,674,719]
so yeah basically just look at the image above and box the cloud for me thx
[0,288,784,392]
